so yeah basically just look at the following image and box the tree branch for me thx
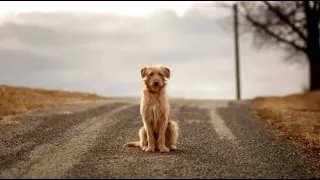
[262,1,308,43]
[243,11,307,53]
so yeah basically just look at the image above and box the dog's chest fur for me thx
[141,90,169,129]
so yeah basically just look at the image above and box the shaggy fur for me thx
[124,64,179,153]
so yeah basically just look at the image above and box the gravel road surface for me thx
[0,99,319,179]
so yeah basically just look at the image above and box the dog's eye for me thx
[149,73,153,76]
[159,73,163,76]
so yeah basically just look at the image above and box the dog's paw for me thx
[141,146,148,151]
[145,147,155,152]
[168,145,177,151]
[159,146,170,153]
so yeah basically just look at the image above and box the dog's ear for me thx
[140,67,148,79]
[162,66,170,80]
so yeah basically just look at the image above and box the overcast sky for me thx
[0,1,308,100]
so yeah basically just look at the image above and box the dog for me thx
[124,64,179,153]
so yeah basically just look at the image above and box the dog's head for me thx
[140,64,170,93]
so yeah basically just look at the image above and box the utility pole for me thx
[233,4,241,100]
[214,2,242,100]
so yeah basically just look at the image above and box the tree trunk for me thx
[309,56,320,91]
[304,1,320,91]
[307,30,320,91]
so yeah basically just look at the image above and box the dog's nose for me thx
[154,82,159,86]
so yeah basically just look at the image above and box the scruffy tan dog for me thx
[124,64,179,153]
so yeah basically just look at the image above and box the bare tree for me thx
[238,1,320,91]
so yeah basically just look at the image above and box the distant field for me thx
[0,85,109,123]
[251,91,320,155]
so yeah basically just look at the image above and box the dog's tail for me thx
[123,141,140,148]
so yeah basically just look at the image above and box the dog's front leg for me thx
[144,120,156,152]
[157,119,170,153]
[139,127,148,150]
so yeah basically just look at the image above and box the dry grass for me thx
[0,84,110,122]
[251,91,320,154]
